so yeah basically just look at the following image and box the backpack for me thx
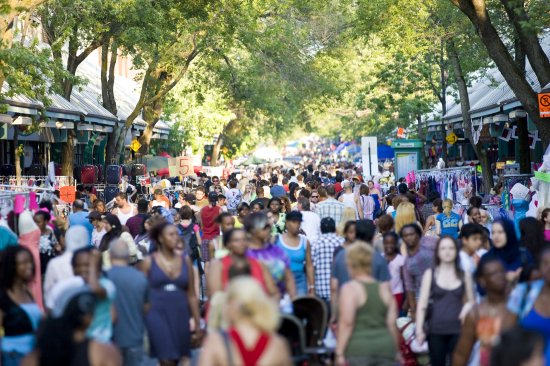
[178,223,203,274]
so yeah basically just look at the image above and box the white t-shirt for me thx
[460,251,476,274]
[386,254,405,294]
[301,211,321,246]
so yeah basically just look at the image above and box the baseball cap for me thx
[286,211,303,222]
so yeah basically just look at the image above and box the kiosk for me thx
[391,139,423,180]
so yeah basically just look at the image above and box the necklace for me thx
[157,251,177,277]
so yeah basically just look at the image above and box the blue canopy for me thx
[377,144,395,159]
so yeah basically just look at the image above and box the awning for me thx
[377,144,394,159]
[70,89,118,126]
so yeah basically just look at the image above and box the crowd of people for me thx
[0,164,549,366]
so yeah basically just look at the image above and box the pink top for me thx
[386,254,405,295]
[19,229,43,310]
[545,229,550,242]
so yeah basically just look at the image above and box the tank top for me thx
[359,195,375,220]
[276,235,306,284]
[228,328,271,366]
[341,193,356,211]
[429,275,465,334]
[116,206,134,226]
[522,308,550,366]
[345,282,396,358]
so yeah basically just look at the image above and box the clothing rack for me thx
[414,166,477,203]
[416,166,476,173]
[502,174,533,211]
[0,184,55,192]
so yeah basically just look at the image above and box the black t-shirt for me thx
[0,290,34,336]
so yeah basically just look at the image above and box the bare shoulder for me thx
[269,334,292,361]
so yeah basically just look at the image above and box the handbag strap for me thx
[221,331,234,366]
[519,282,532,319]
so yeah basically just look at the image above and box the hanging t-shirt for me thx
[436,212,461,239]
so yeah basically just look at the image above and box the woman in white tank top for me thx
[339,182,360,218]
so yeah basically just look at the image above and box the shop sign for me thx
[539,93,550,118]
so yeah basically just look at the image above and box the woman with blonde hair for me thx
[335,243,399,366]
[337,207,358,236]
[394,201,417,233]
[436,199,462,239]
[199,277,291,366]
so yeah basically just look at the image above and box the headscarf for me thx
[486,219,521,267]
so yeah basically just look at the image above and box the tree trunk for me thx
[211,134,224,166]
[517,117,530,173]
[101,39,120,169]
[447,40,494,193]
[138,99,163,156]
[138,125,154,156]
[450,0,550,149]
[416,115,428,168]
[14,128,21,186]
[61,131,75,176]
[438,41,448,163]
[105,130,122,165]
[500,0,550,87]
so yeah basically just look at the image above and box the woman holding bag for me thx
[415,236,474,366]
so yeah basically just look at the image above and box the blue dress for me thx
[146,255,191,359]
[277,235,308,295]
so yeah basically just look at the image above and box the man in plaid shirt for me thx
[315,184,345,223]
[312,217,344,304]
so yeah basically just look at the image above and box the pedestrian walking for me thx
[107,239,149,366]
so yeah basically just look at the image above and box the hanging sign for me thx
[59,186,76,203]
[168,156,194,177]
[446,131,458,145]
[538,93,550,118]
[397,127,405,138]
[130,139,142,152]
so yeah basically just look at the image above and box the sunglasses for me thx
[311,195,319,198]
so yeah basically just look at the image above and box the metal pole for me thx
[368,142,372,177]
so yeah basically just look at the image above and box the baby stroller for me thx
[292,296,333,363]
[278,314,309,365]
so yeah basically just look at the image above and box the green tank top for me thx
[345,282,396,359]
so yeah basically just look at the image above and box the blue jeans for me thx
[295,273,307,296]
[121,345,144,366]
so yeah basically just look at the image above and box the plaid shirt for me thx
[314,198,345,223]
[312,233,344,299]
